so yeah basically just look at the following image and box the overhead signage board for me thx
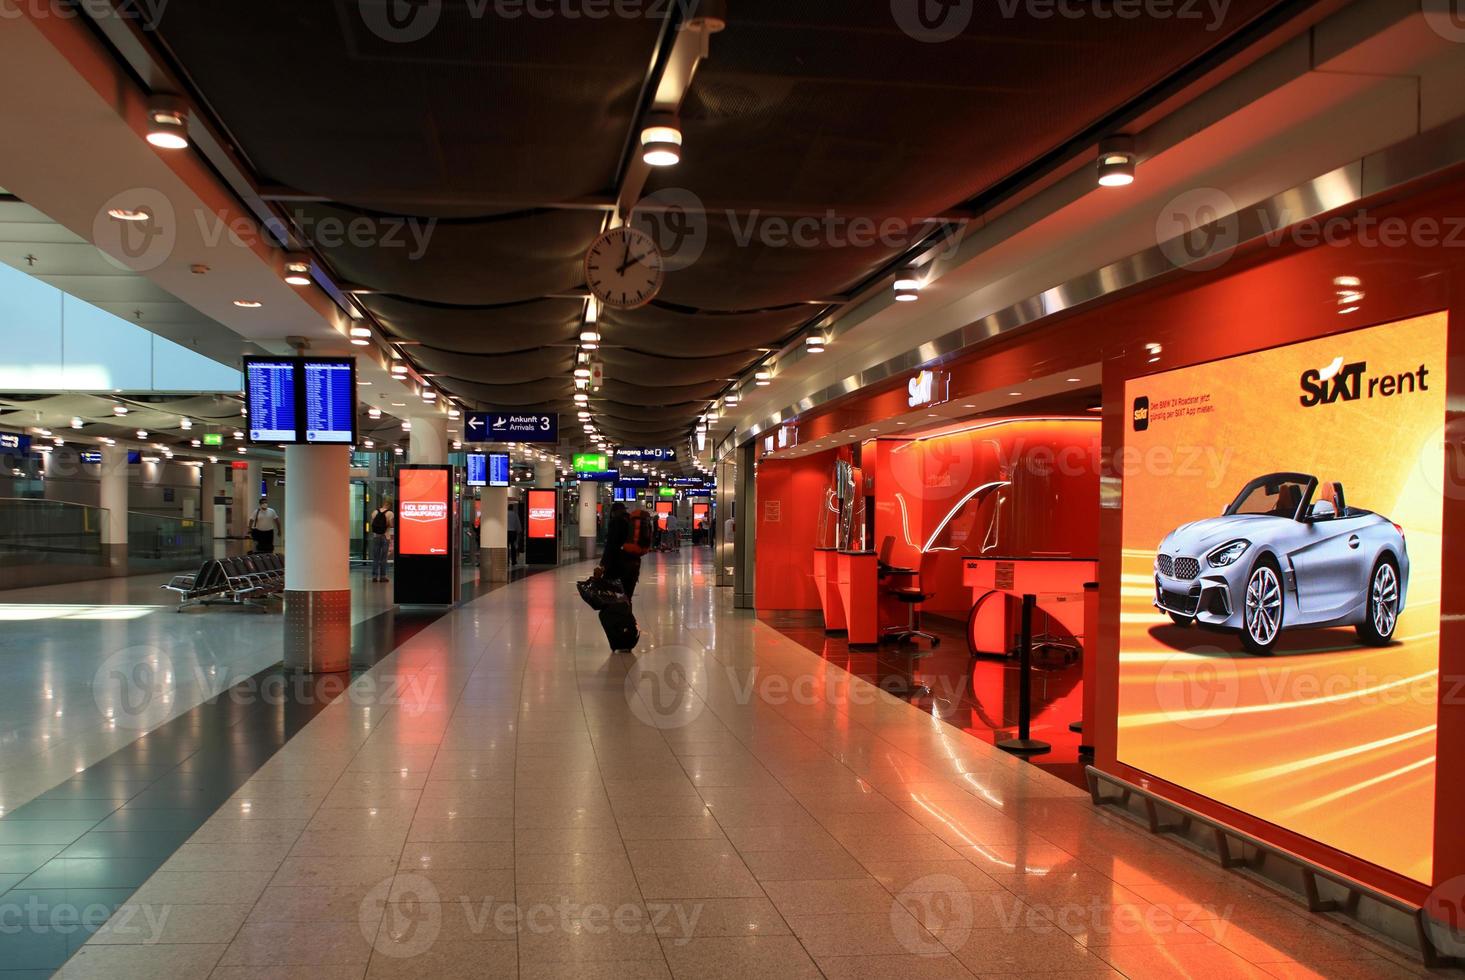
[79,450,102,464]
[466,411,558,444]
[658,487,677,498]
[615,447,677,461]
[572,453,608,472]
[202,433,224,447]
[670,477,708,488]
[616,476,649,488]
[0,431,31,454]
[574,470,618,482]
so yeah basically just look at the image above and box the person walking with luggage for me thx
[249,497,280,554]
[369,498,394,582]
[602,502,650,602]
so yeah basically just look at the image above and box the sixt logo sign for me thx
[1299,356,1431,407]
[1132,396,1150,432]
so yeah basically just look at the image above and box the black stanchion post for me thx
[997,593,1051,755]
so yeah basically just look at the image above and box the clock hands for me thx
[616,250,657,275]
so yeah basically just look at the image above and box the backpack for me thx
[371,509,390,534]
[623,509,653,556]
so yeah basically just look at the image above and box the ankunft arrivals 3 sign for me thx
[465,412,558,444]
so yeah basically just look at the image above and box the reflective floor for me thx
[760,610,1088,789]
[0,550,1441,978]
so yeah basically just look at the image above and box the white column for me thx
[533,459,556,488]
[98,444,128,572]
[578,483,598,561]
[480,485,509,582]
[409,413,449,466]
[283,445,351,672]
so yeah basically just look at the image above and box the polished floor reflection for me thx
[759,610,1088,788]
[8,550,1440,979]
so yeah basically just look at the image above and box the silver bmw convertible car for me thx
[1153,473,1408,654]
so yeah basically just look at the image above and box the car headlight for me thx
[1207,539,1250,568]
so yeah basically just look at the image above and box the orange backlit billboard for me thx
[398,468,449,556]
[1118,312,1446,884]
[528,490,557,540]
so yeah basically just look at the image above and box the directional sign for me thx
[574,470,618,482]
[202,433,224,446]
[615,447,676,461]
[670,477,709,488]
[572,453,608,472]
[615,476,649,488]
[465,412,558,444]
[0,431,31,454]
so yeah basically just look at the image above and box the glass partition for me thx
[127,511,211,568]
[0,498,106,568]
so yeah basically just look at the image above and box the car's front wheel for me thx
[1240,557,1283,655]
[1356,556,1400,647]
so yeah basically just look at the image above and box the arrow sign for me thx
[464,411,558,444]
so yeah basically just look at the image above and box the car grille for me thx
[1156,555,1200,580]
[1160,589,1200,615]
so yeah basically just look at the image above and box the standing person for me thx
[665,511,681,551]
[369,497,394,582]
[249,497,280,554]
[507,504,522,566]
[601,502,645,602]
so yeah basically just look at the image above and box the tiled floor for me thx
[17,549,1446,979]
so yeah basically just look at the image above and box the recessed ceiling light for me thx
[349,326,371,338]
[145,97,190,149]
[283,257,312,287]
[350,338,370,346]
[1066,377,1081,383]
[893,278,922,302]
[1008,391,1022,396]
[233,300,262,309]
[357,380,372,386]
[1096,135,1136,187]
[107,208,150,222]
[640,112,683,167]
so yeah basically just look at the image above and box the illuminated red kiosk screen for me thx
[398,469,449,556]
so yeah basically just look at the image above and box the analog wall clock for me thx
[585,225,664,310]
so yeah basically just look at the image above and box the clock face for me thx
[585,226,664,310]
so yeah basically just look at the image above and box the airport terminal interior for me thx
[1,1,1465,977]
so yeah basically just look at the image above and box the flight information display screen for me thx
[488,453,510,488]
[303,359,356,444]
[466,453,488,488]
[244,356,356,444]
[245,360,298,443]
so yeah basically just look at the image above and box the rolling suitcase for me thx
[599,600,640,652]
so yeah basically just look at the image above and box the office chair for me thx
[878,537,940,649]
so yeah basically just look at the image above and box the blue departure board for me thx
[303,359,356,443]
[466,453,488,487]
[245,360,298,443]
[488,453,510,488]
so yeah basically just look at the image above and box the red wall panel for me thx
[754,450,839,610]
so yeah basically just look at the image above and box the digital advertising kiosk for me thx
[394,464,460,605]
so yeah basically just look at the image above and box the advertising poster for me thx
[1118,312,1446,884]
[398,469,449,556]
[528,490,557,540]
